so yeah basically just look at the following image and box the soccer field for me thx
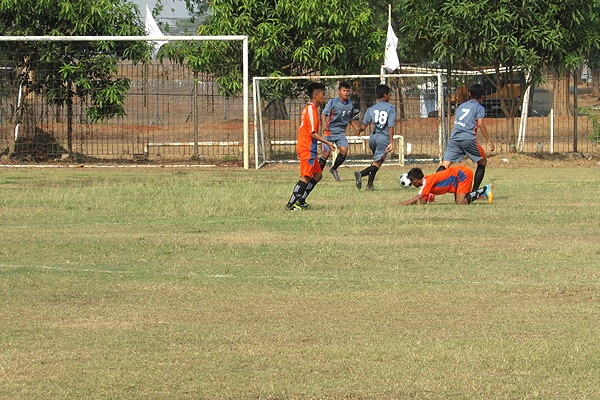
[0,162,598,399]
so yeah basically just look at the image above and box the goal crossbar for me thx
[0,35,251,168]
[253,73,444,168]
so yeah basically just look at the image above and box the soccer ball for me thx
[399,172,412,188]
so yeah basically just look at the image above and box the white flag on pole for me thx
[145,5,166,58]
[384,22,400,72]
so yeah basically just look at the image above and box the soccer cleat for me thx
[330,168,340,181]
[485,183,494,204]
[477,183,493,202]
[365,184,375,191]
[354,171,362,190]
[297,202,311,210]
[285,203,303,211]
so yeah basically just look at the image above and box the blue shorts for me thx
[369,134,389,163]
[443,139,486,163]
[322,135,349,152]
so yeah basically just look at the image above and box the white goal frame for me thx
[0,35,250,168]
[253,73,445,169]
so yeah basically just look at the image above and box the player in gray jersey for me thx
[319,81,361,181]
[353,84,396,190]
[437,83,495,191]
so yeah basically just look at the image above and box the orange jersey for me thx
[296,102,320,159]
[419,166,473,197]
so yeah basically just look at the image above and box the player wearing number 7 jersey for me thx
[353,84,396,190]
[437,83,495,191]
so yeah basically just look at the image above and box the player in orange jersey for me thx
[285,82,336,211]
[399,166,493,205]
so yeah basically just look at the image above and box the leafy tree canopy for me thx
[399,0,600,143]
[162,0,385,97]
[0,0,149,124]
[400,0,600,77]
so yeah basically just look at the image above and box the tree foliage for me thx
[399,0,600,144]
[0,0,149,152]
[163,0,385,97]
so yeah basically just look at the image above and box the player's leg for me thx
[464,141,487,190]
[454,193,469,205]
[465,185,492,204]
[364,137,386,190]
[331,135,349,170]
[318,138,333,169]
[329,146,347,181]
[297,159,323,208]
[455,166,474,205]
[329,136,349,180]
[332,145,348,167]
[438,140,463,172]
[366,158,385,190]
[298,176,320,208]
[473,158,487,191]
[285,176,309,210]
[286,159,312,210]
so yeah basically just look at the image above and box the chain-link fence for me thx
[1,39,598,165]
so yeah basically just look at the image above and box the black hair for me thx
[407,168,424,180]
[338,81,351,90]
[468,83,485,100]
[306,82,326,98]
[375,84,390,99]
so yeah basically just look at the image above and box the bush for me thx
[579,106,600,143]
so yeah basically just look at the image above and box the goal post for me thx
[0,35,250,167]
[253,73,445,169]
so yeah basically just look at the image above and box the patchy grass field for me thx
[0,161,599,399]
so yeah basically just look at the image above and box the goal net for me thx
[253,73,445,168]
[0,35,249,166]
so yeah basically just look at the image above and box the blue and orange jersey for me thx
[297,102,320,158]
[419,166,473,197]
[322,97,356,136]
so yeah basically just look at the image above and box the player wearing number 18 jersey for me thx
[353,84,396,190]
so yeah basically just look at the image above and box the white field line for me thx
[1,263,599,286]
[0,263,134,275]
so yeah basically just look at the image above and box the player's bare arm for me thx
[311,131,336,151]
[399,194,422,205]
[477,118,495,152]
[386,127,394,153]
[356,123,367,136]
[349,119,362,133]
[320,113,329,134]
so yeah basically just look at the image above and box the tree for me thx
[0,0,149,155]
[399,0,600,147]
[168,0,384,101]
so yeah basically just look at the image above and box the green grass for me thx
[0,165,599,399]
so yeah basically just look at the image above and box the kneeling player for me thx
[399,166,493,205]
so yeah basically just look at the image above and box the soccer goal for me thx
[0,35,250,167]
[253,73,445,169]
